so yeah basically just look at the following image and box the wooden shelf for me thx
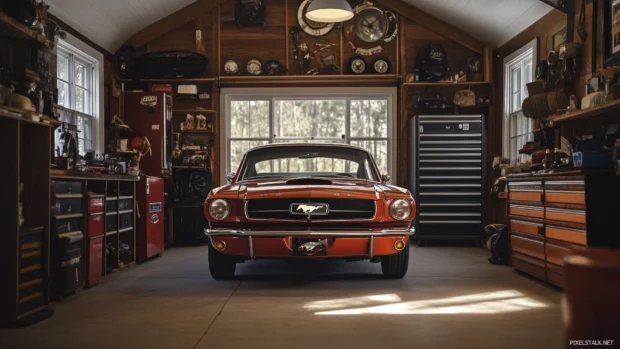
[177,130,214,135]
[173,109,217,113]
[402,81,495,87]
[218,74,401,87]
[549,100,620,125]
[118,78,216,83]
[0,11,52,48]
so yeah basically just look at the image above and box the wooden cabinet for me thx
[507,172,620,288]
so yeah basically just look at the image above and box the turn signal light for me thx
[214,241,226,251]
[394,240,406,251]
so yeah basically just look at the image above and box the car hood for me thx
[211,178,410,201]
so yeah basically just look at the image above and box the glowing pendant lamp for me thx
[306,0,354,23]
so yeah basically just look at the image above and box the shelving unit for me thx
[549,100,620,125]
[0,11,53,48]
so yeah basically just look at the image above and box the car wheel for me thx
[381,245,409,279]
[208,244,236,280]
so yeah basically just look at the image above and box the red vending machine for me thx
[123,91,173,177]
[136,176,165,262]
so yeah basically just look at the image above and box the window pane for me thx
[263,158,359,175]
[75,88,85,113]
[57,81,69,107]
[230,101,270,138]
[350,100,388,138]
[274,100,345,138]
[78,115,92,142]
[512,67,521,93]
[511,91,521,113]
[351,140,388,174]
[57,55,69,80]
[230,140,269,173]
[75,63,85,88]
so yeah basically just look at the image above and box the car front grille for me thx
[246,198,376,221]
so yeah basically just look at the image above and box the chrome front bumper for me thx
[204,227,415,237]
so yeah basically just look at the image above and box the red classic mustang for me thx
[203,144,416,279]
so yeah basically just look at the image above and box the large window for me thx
[226,93,392,177]
[56,39,98,154]
[503,39,536,162]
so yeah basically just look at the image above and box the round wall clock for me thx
[349,56,368,74]
[372,57,391,74]
[298,0,335,37]
[353,3,387,43]
[247,59,263,75]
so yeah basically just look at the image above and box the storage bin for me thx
[54,198,83,216]
[88,195,105,214]
[88,214,105,238]
[54,181,82,195]
[119,212,133,230]
[54,216,81,235]
[106,199,117,213]
[106,214,118,233]
[118,198,133,211]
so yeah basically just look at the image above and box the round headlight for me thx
[209,199,231,221]
[389,199,412,221]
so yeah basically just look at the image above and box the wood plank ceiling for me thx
[46,0,553,53]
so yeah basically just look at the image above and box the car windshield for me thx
[237,145,380,182]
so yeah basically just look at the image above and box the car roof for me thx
[247,143,369,153]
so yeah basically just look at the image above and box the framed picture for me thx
[604,0,620,66]
[552,27,567,52]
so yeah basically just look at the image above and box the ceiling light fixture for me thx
[306,0,354,23]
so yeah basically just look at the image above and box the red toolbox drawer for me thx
[88,213,105,238]
[87,236,104,288]
[88,195,105,214]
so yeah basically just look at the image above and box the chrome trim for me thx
[289,203,330,216]
[510,219,543,227]
[508,181,542,186]
[420,148,482,151]
[369,236,374,258]
[244,200,378,222]
[420,220,482,224]
[545,207,586,215]
[419,153,481,157]
[205,227,416,237]
[420,167,482,170]
[419,115,482,119]
[546,225,587,233]
[248,236,254,259]
[420,159,482,163]
[545,190,585,194]
[420,176,482,180]
[510,205,544,211]
[419,120,482,124]
[420,140,482,145]
[420,133,482,137]
[545,181,585,186]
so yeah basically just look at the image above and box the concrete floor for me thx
[0,245,564,349]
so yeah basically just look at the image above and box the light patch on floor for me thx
[313,290,548,315]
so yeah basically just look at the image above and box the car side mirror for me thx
[227,172,236,184]
[382,173,391,184]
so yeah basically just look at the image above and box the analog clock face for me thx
[247,59,262,75]
[298,0,335,37]
[224,60,239,75]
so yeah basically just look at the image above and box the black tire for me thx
[208,244,236,280]
[381,245,409,278]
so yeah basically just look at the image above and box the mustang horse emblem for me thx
[297,242,324,256]
[296,205,323,214]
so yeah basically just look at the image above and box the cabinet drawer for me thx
[510,219,543,237]
[106,199,117,213]
[106,214,117,233]
[119,212,133,230]
[54,181,82,195]
[509,205,544,219]
[545,242,577,266]
[509,190,543,202]
[88,196,105,214]
[547,270,564,288]
[118,199,133,211]
[54,217,81,235]
[544,190,585,205]
[54,198,83,216]
[545,207,586,224]
[546,225,587,246]
[512,254,546,280]
[88,214,105,238]
[87,236,103,288]
[511,235,545,260]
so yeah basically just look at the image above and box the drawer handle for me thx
[538,225,545,236]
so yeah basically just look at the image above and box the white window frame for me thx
[503,38,537,161]
[55,34,104,154]
[221,87,398,185]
